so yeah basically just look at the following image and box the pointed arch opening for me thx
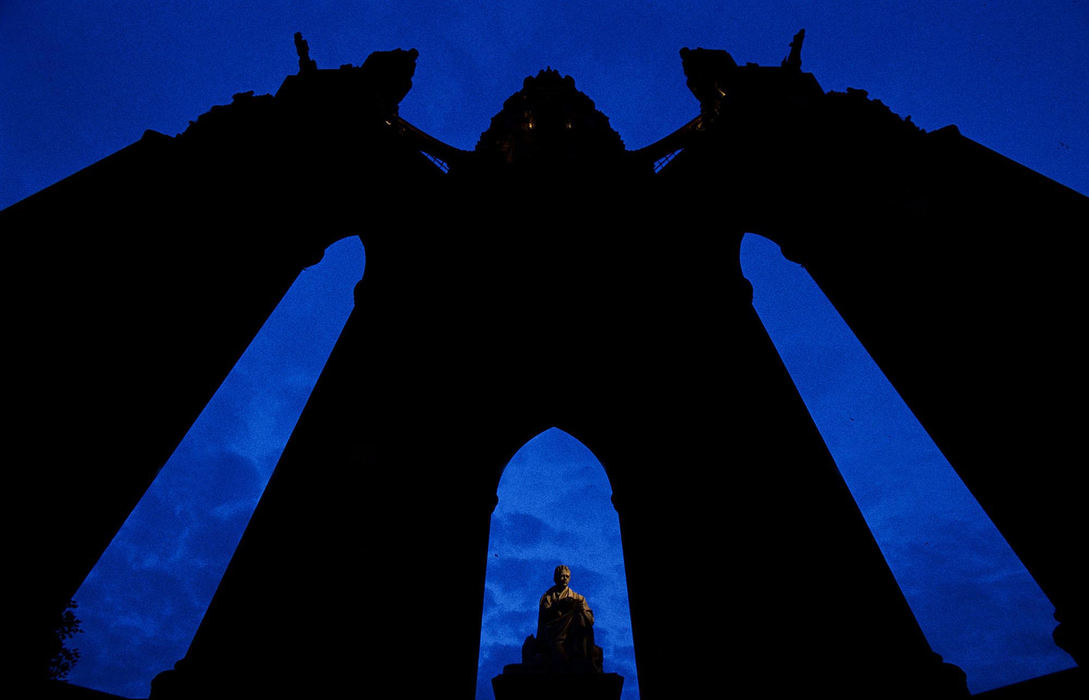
[477,427,639,700]
[739,232,1075,692]
[66,236,366,698]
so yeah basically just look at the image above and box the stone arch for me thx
[478,426,638,700]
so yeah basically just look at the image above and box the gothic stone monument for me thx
[6,30,1086,700]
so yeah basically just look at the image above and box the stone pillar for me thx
[4,131,332,687]
[768,134,1089,668]
[671,51,1088,670]
[567,232,966,700]
[152,233,542,699]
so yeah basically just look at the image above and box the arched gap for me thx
[66,236,366,698]
[477,427,638,700]
[738,232,1076,693]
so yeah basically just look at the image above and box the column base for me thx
[492,665,624,700]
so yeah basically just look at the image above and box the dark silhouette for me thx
[294,32,317,74]
[466,68,633,179]
[47,600,83,681]
[782,28,805,70]
[4,30,1085,700]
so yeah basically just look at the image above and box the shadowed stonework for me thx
[6,30,1085,700]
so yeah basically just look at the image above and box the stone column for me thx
[4,130,333,687]
[769,136,1089,667]
[568,232,967,699]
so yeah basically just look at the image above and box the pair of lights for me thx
[523,120,574,130]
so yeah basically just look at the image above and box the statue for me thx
[524,565,603,673]
[781,28,805,70]
[294,32,317,74]
[493,566,623,699]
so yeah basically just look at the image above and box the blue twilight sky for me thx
[3,2,1085,698]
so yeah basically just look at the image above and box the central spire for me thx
[470,68,638,177]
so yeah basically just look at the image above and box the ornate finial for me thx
[294,32,318,74]
[782,28,805,71]
[474,65,626,173]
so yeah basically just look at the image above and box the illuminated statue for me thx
[531,565,603,673]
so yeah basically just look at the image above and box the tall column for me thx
[673,58,1088,666]
[152,231,547,699]
[4,131,331,689]
[575,234,966,699]
[770,131,1089,666]
[7,50,437,688]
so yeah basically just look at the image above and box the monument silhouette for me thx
[6,31,1085,699]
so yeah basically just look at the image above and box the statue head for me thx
[553,565,571,588]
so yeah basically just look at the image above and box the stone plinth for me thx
[492,665,624,700]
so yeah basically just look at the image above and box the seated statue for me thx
[522,565,603,673]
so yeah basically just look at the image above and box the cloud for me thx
[69,563,205,698]
[490,512,575,551]
[476,641,523,700]
[481,607,536,648]
[483,555,558,613]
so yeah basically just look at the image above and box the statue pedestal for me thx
[492,665,624,700]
